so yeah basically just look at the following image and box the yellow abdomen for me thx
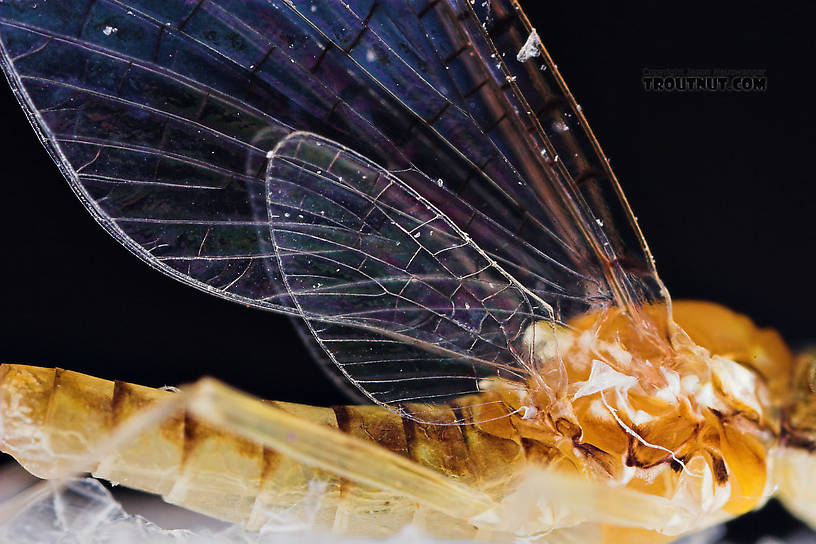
[0,364,526,540]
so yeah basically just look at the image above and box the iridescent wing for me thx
[447,0,667,313]
[266,132,553,411]
[0,0,665,418]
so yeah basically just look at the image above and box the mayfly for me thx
[0,1,810,542]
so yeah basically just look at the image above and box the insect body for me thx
[1,299,809,542]
[0,0,811,542]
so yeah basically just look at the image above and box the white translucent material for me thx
[0,475,463,544]
[0,463,806,544]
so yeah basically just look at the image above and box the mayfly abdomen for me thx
[0,302,797,542]
[0,364,523,539]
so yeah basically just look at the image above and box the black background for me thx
[0,2,814,541]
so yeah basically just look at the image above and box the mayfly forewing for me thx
[0,0,295,309]
[0,0,581,317]
[0,0,666,422]
[448,0,667,318]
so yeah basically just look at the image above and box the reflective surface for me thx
[0,3,813,541]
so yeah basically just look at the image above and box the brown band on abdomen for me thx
[400,403,475,483]
[447,393,526,496]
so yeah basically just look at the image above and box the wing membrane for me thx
[0,0,666,415]
[266,132,553,409]
[425,0,665,313]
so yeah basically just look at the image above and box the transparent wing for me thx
[288,316,370,404]
[425,0,666,315]
[266,132,554,412]
[0,0,666,416]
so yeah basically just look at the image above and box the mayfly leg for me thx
[182,378,497,520]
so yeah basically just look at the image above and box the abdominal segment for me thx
[0,364,525,539]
